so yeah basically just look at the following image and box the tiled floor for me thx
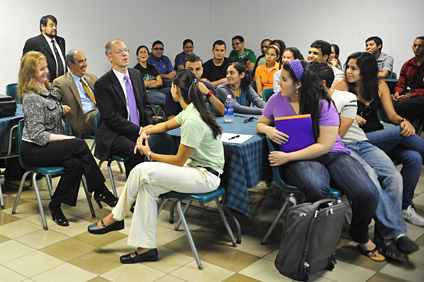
[1,153,424,282]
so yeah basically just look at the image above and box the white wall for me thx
[1,0,423,92]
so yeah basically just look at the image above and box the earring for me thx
[295,89,299,99]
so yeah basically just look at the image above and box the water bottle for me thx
[224,94,235,122]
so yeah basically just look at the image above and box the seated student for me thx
[329,44,342,71]
[313,62,418,260]
[202,40,233,88]
[273,47,304,92]
[134,45,166,106]
[165,54,224,120]
[147,40,175,87]
[255,44,280,98]
[365,36,394,78]
[267,39,286,66]
[393,36,424,122]
[257,59,381,261]
[229,35,256,72]
[332,52,424,227]
[174,39,194,70]
[254,39,271,69]
[308,39,344,83]
[217,62,266,115]
[88,69,224,265]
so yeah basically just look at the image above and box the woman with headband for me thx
[257,60,383,261]
[88,69,224,264]
[255,44,280,98]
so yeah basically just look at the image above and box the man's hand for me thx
[62,105,71,115]
[198,82,209,95]
[397,94,411,101]
[356,115,367,126]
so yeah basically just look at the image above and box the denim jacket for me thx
[22,88,64,146]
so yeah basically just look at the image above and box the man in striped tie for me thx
[53,49,98,138]
[94,40,154,177]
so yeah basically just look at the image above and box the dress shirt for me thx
[42,33,66,76]
[69,71,96,114]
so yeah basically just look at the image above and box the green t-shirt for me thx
[229,48,257,65]
[174,103,224,170]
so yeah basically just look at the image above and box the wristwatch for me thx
[147,151,153,161]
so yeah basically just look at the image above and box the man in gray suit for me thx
[53,50,98,137]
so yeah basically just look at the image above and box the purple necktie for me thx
[124,75,139,126]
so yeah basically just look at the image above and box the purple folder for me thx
[275,114,315,152]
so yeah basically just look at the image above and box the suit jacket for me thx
[52,72,98,137]
[23,34,66,81]
[94,68,153,161]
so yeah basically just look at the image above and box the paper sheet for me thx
[221,133,253,144]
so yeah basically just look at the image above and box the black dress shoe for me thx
[120,249,158,264]
[94,188,118,209]
[377,240,408,262]
[87,220,124,234]
[49,201,69,227]
[396,236,419,254]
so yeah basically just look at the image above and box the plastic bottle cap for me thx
[227,95,231,99]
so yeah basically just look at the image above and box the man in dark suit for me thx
[53,49,98,137]
[95,39,153,176]
[23,15,66,81]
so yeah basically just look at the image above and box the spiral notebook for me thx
[274,114,315,152]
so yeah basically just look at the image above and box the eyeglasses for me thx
[244,116,255,123]
[115,49,129,55]
[153,47,164,51]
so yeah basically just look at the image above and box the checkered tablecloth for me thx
[169,114,269,217]
[0,104,23,146]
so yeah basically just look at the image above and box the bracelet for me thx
[401,118,407,122]
[147,151,153,161]
[207,89,214,97]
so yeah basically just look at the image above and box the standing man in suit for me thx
[52,50,98,137]
[23,15,66,81]
[95,39,153,177]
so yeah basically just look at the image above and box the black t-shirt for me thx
[134,63,159,82]
[202,57,233,82]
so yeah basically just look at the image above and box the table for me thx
[168,113,269,217]
[0,104,23,149]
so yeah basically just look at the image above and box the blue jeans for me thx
[345,141,406,241]
[146,89,166,106]
[366,126,424,209]
[281,151,379,244]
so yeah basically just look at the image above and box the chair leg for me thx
[176,200,203,270]
[117,161,124,173]
[90,140,96,152]
[82,176,95,217]
[262,196,292,245]
[0,182,4,208]
[107,161,118,197]
[175,200,192,230]
[169,200,178,223]
[215,198,236,247]
[45,174,54,198]
[157,198,169,216]
[32,173,48,230]
[222,198,242,244]
[12,171,33,214]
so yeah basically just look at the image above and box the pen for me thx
[229,135,240,140]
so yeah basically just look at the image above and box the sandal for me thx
[357,245,386,262]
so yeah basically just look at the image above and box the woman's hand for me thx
[356,115,367,126]
[400,120,415,137]
[62,105,71,115]
[269,151,290,166]
[134,133,151,155]
[266,127,288,145]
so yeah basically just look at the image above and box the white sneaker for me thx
[402,205,424,227]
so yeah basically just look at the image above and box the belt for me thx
[198,166,221,178]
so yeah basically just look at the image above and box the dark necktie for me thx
[124,75,139,126]
[51,39,64,76]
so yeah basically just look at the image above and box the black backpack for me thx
[275,199,346,281]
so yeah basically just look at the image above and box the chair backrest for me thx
[390,72,397,79]
[0,117,21,157]
[262,88,274,102]
[17,119,36,171]
[148,133,178,155]
[6,83,19,104]
[266,137,300,193]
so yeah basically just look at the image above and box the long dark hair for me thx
[283,60,332,141]
[227,62,252,90]
[344,52,378,101]
[173,69,222,139]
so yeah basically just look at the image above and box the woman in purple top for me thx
[257,60,383,261]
